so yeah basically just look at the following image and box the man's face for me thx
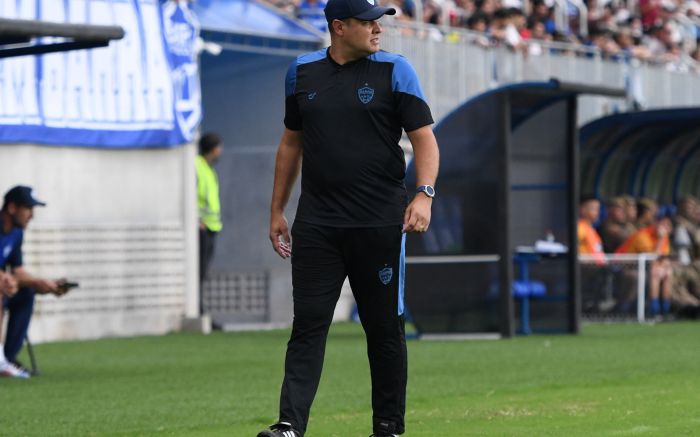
[340,18,383,55]
[209,144,223,165]
[642,205,658,221]
[608,205,625,222]
[581,200,600,222]
[657,217,672,236]
[8,203,34,229]
[680,199,698,220]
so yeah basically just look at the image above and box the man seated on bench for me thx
[616,215,673,320]
[1,186,68,377]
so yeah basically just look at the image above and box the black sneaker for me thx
[257,422,301,437]
[369,434,398,437]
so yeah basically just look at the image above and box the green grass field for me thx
[1,322,699,436]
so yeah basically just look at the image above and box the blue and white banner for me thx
[0,0,201,148]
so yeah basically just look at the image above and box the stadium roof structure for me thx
[0,17,124,58]
[404,79,626,339]
[192,0,324,54]
[581,107,700,205]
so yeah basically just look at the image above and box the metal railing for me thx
[579,253,658,322]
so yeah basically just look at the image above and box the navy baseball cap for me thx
[3,185,46,208]
[324,0,396,22]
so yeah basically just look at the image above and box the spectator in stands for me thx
[644,23,676,59]
[196,133,224,315]
[475,0,497,16]
[640,0,663,29]
[690,45,700,63]
[616,215,674,318]
[298,0,329,33]
[527,20,552,55]
[600,196,637,253]
[530,0,557,34]
[423,0,443,25]
[510,8,530,40]
[1,186,67,377]
[615,28,653,60]
[267,0,297,15]
[466,12,492,47]
[445,0,475,27]
[467,12,490,32]
[264,0,700,69]
[398,0,416,18]
[636,197,658,228]
[587,26,622,58]
[490,8,526,50]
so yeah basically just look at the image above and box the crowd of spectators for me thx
[265,0,700,70]
[578,194,700,320]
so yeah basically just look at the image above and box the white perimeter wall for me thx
[0,143,198,343]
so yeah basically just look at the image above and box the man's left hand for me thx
[403,195,433,233]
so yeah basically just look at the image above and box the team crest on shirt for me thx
[366,0,375,4]
[379,266,393,285]
[358,84,374,104]
[3,245,12,259]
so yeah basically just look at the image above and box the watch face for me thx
[419,185,435,197]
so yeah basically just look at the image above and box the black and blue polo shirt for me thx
[0,227,23,270]
[285,48,433,227]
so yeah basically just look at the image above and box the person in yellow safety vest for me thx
[196,132,223,315]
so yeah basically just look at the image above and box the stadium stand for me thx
[265,0,700,70]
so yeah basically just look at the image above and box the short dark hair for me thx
[580,194,599,205]
[637,197,657,216]
[198,132,222,155]
[466,12,490,29]
[493,9,510,20]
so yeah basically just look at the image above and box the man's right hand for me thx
[0,272,18,297]
[270,213,292,259]
[35,278,59,295]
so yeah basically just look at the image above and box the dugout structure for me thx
[405,80,625,338]
[581,108,700,204]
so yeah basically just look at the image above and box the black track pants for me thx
[278,221,407,436]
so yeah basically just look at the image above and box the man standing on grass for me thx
[196,132,223,315]
[258,0,440,435]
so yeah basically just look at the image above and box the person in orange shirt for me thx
[635,197,658,229]
[616,216,673,317]
[578,195,608,313]
[578,195,605,264]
